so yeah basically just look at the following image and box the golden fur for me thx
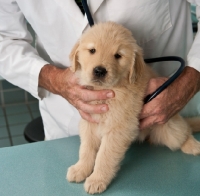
[66,22,200,194]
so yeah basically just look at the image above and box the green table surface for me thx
[0,134,200,196]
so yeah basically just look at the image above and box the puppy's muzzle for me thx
[93,66,107,78]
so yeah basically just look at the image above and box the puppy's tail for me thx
[185,117,200,133]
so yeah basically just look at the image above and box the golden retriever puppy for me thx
[66,22,200,194]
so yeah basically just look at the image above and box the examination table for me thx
[0,135,200,196]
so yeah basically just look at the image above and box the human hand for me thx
[139,67,200,130]
[139,77,174,129]
[39,64,114,123]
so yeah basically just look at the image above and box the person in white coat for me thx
[0,0,200,140]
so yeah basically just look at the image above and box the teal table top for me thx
[0,134,200,196]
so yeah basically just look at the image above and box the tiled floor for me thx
[0,80,40,148]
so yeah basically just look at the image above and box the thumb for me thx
[139,116,156,130]
[139,102,155,119]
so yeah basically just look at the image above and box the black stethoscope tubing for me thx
[82,0,95,26]
[81,0,185,104]
[143,56,185,103]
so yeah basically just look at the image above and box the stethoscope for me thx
[81,0,185,104]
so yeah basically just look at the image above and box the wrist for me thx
[170,66,200,104]
[182,66,200,93]
[39,64,67,94]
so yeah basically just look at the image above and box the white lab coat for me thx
[0,0,200,140]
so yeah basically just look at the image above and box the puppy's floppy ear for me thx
[69,41,80,72]
[129,46,145,84]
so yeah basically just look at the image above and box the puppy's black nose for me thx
[93,66,107,78]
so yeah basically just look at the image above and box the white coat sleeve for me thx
[0,0,49,99]
[187,0,200,71]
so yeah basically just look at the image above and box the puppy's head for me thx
[70,22,145,87]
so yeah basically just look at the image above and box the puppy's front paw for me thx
[181,142,200,156]
[67,163,91,183]
[181,136,200,156]
[84,174,107,194]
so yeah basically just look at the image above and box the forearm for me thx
[169,66,200,111]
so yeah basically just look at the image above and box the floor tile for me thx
[0,138,11,148]
[0,80,2,91]
[32,111,41,119]
[5,104,29,115]
[0,92,2,106]
[0,127,9,138]
[4,90,25,104]
[9,124,26,137]
[28,102,39,111]
[0,107,4,116]
[27,92,37,102]
[7,113,32,125]
[12,135,28,146]
[0,116,6,127]
[2,80,18,90]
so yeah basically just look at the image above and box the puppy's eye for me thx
[89,48,96,54]
[114,53,121,59]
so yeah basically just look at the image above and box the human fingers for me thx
[140,78,167,119]
[78,86,115,102]
[74,99,109,114]
[145,77,168,95]
[79,110,98,123]
[139,113,167,130]
[139,102,157,120]
[64,84,111,114]
[139,116,156,130]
